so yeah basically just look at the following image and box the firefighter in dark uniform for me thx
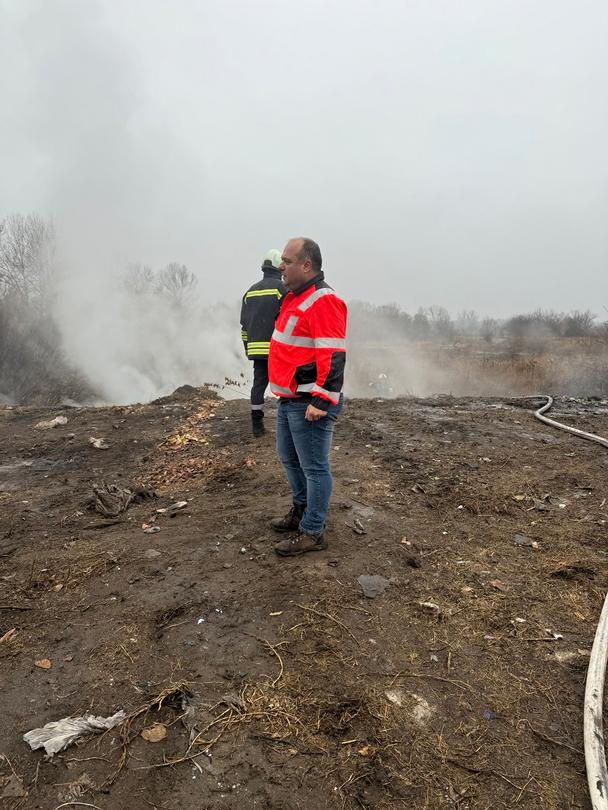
[240,249,285,436]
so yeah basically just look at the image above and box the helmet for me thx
[262,248,282,269]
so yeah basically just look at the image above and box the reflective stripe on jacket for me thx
[240,267,285,359]
[268,273,347,411]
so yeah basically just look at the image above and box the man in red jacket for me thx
[268,237,347,557]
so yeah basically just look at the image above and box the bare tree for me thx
[412,307,431,339]
[455,309,479,336]
[480,317,499,343]
[377,303,401,320]
[0,213,94,404]
[562,310,596,337]
[123,262,155,295]
[0,213,55,310]
[427,305,455,339]
[156,262,197,307]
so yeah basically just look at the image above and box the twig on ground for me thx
[241,632,287,687]
[296,603,360,645]
[29,759,41,791]
[264,639,285,688]
[103,680,191,787]
[522,721,583,755]
[119,644,134,664]
[338,771,373,791]
[53,803,103,810]
[0,754,18,776]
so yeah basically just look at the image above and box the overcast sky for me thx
[1,0,607,317]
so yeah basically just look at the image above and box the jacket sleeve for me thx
[239,295,248,354]
[307,295,347,411]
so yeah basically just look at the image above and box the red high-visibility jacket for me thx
[268,273,347,411]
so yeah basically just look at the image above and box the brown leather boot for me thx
[274,532,328,556]
[270,503,305,533]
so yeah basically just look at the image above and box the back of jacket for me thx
[240,267,285,359]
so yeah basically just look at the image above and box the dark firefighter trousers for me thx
[251,359,269,410]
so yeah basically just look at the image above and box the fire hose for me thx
[533,395,608,450]
[528,396,608,808]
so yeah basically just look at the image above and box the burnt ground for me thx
[1,388,607,810]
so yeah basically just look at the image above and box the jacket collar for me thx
[262,266,283,279]
[291,271,325,297]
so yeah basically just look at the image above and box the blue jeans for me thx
[276,396,344,536]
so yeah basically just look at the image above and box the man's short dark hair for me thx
[297,238,322,274]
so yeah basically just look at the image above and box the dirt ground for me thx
[1,387,607,809]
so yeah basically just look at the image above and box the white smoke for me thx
[53,261,247,403]
[0,0,249,404]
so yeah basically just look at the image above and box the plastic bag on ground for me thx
[23,710,125,756]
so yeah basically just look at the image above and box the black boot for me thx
[270,503,305,532]
[251,409,265,437]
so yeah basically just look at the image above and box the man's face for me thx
[280,239,312,292]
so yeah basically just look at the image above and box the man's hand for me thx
[305,404,328,421]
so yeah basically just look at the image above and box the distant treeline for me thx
[349,301,606,344]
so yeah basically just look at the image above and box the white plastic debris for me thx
[23,710,125,756]
[35,416,68,430]
[554,650,587,664]
[419,601,441,615]
[411,693,435,725]
[156,501,188,514]
[385,688,406,707]
[385,690,435,725]
[89,437,110,450]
